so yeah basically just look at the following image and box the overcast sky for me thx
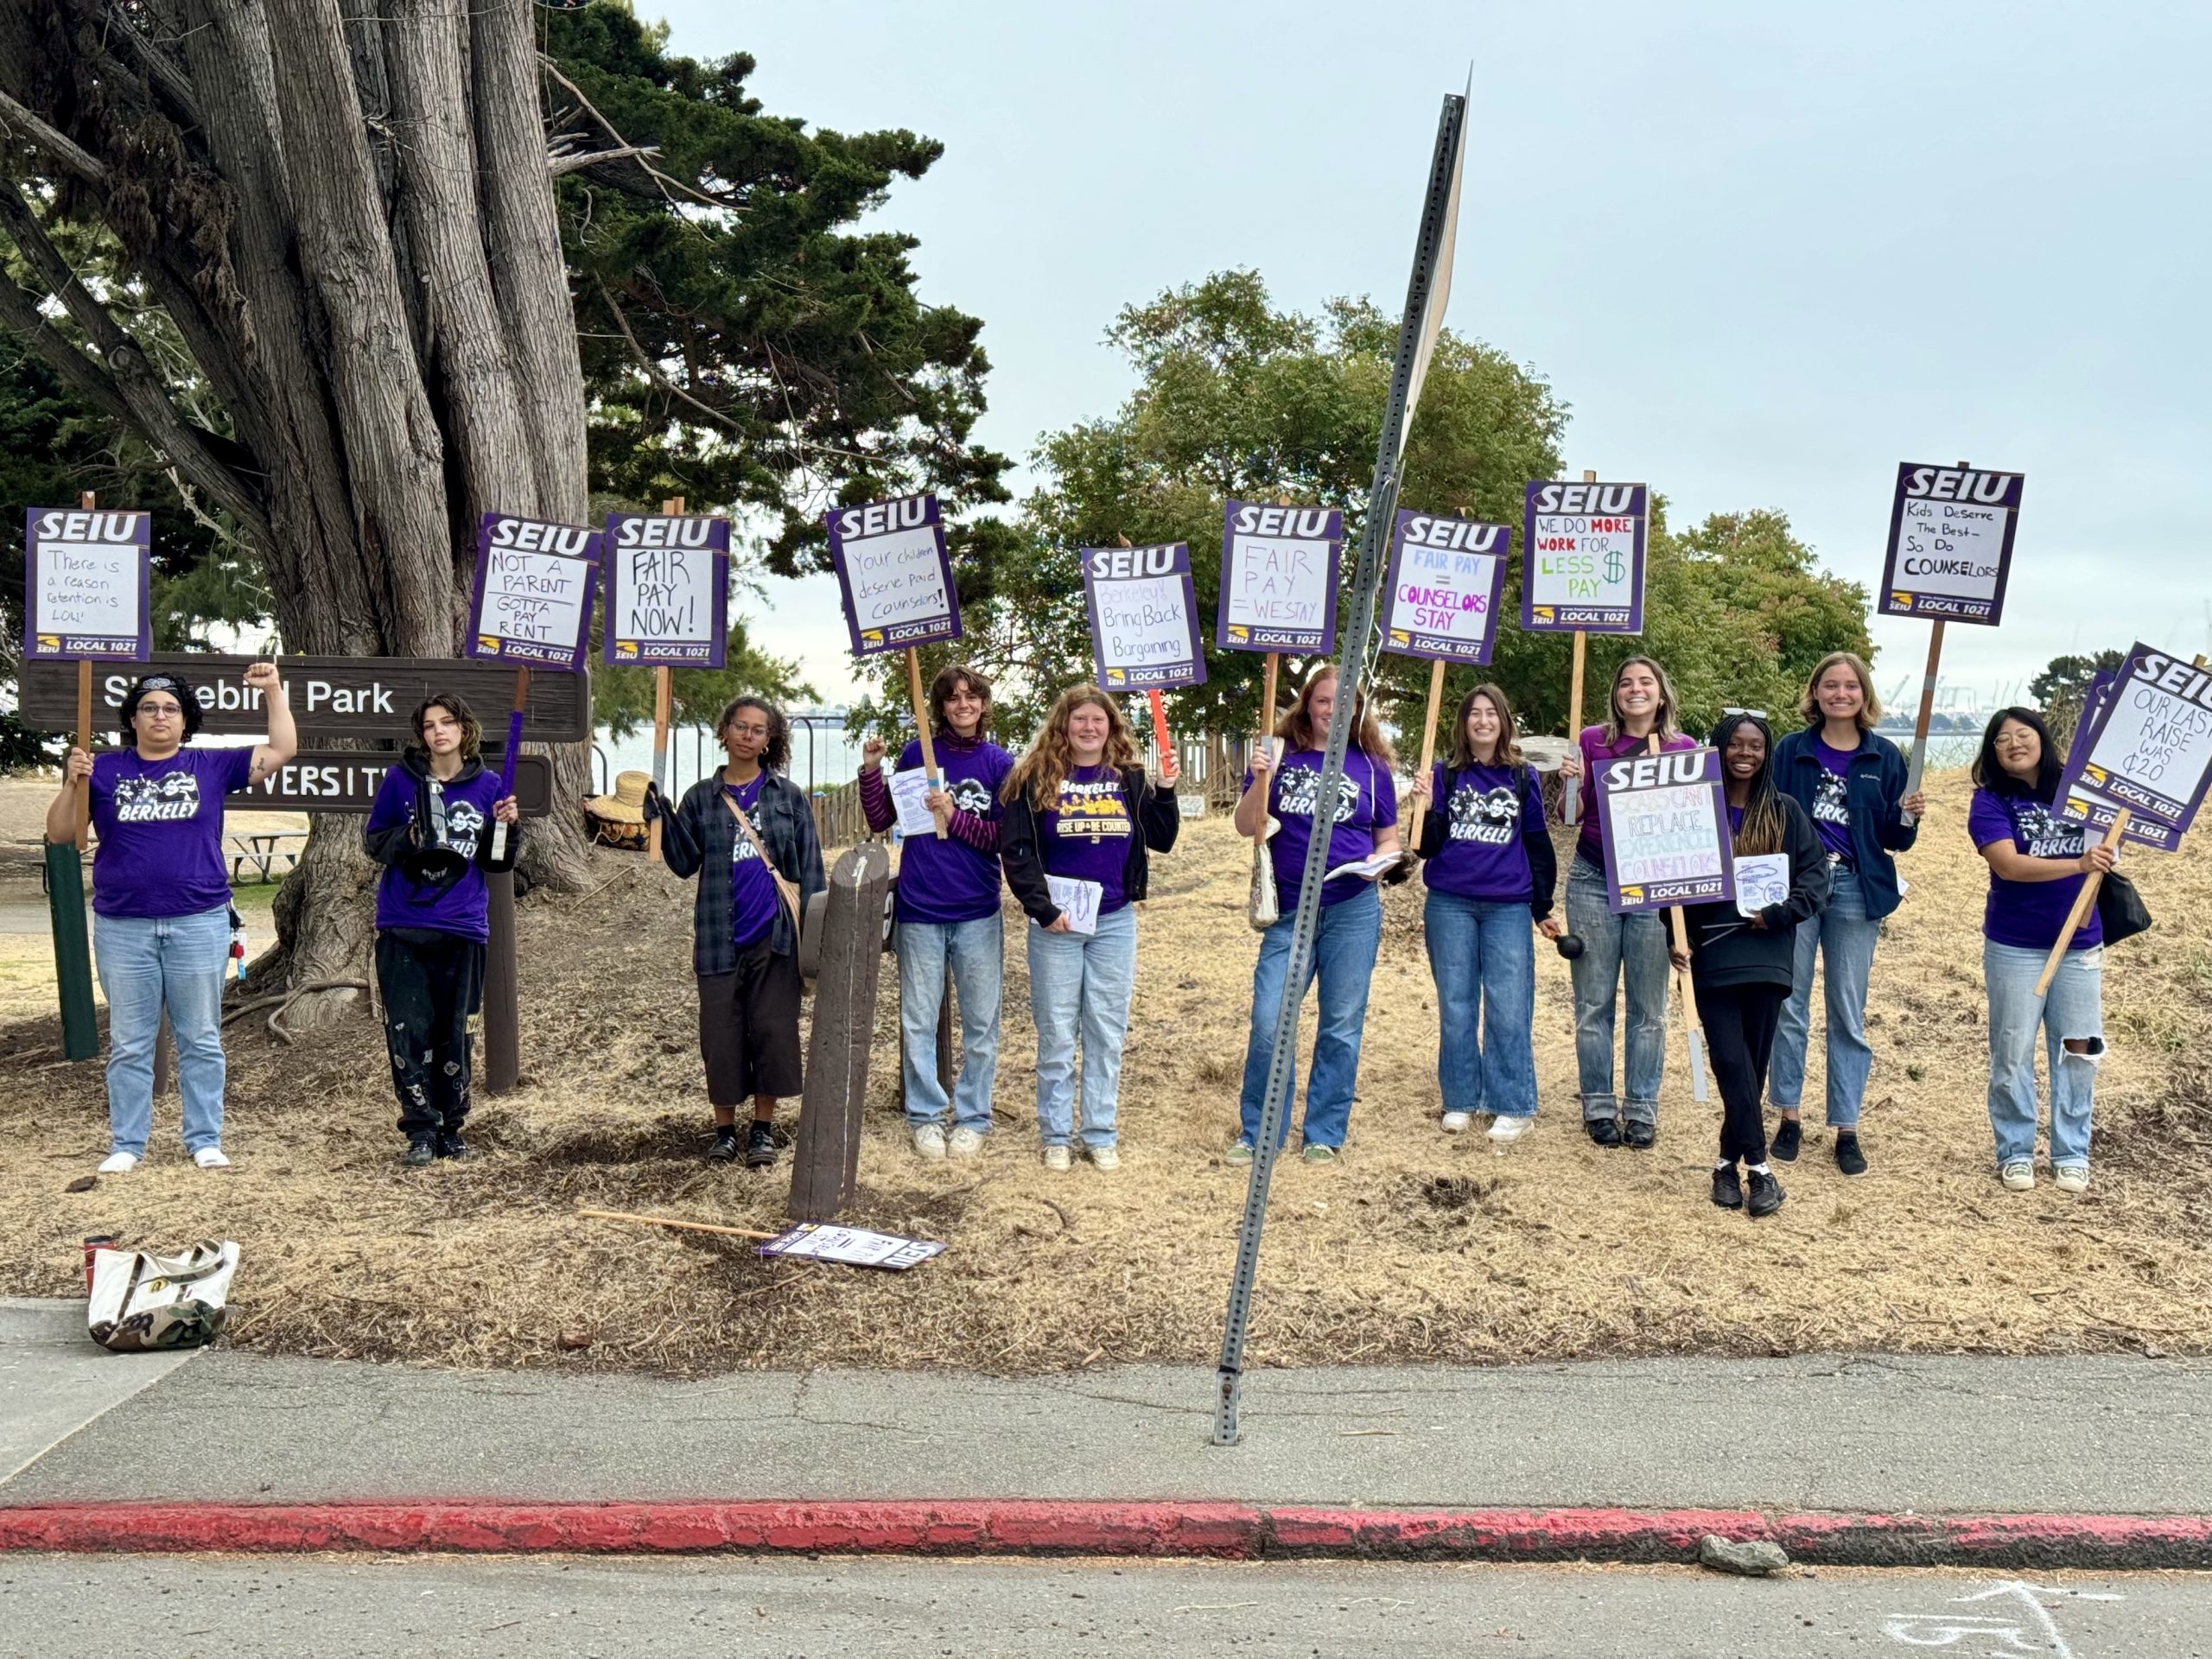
[648,1,2211,713]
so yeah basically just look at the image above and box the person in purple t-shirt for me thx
[1969,708,2114,1196]
[1554,656,1694,1147]
[1408,683,1558,1142]
[1228,665,1404,1166]
[364,696,519,1166]
[48,664,296,1173]
[858,664,1015,1160]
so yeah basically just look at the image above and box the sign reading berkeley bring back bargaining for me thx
[1878,462,2024,626]
[467,512,601,669]
[602,512,729,667]
[826,493,962,656]
[1598,745,1734,913]
[1217,499,1343,653]
[23,507,151,661]
[1381,511,1510,664]
[1521,480,1648,632]
[1081,542,1205,690]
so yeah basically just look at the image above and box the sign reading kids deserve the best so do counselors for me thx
[23,507,151,661]
[1081,542,1206,690]
[825,493,962,656]
[603,512,729,668]
[1521,480,1648,632]
[1598,745,1735,914]
[1878,462,2024,626]
[467,512,601,670]
[2058,642,2212,842]
[1381,511,1510,664]
[1217,499,1343,653]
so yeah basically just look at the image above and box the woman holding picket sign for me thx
[1228,664,1404,1166]
[858,664,1014,1161]
[363,696,519,1166]
[48,664,296,1173]
[1669,713,1830,1217]
[1968,709,2113,1194]
[1555,656,1694,1147]
[649,696,826,1169]
[1000,685,1179,1171]
[1408,683,1558,1141]
[1767,652,1923,1175]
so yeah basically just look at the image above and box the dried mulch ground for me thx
[3,769,2209,1374]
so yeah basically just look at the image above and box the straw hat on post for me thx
[585,771,652,849]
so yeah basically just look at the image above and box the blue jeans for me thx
[1237,884,1383,1149]
[93,905,231,1156]
[897,914,1004,1131]
[1423,891,1537,1118]
[1027,906,1137,1148]
[1770,865,1878,1127]
[1985,940,2103,1170]
[1564,860,1669,1123]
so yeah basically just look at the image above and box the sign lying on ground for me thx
[1217,500,1343,653]
[1081,542,1205,690]
[826,493,962,656]
[467,512,601,669]
[1380,511,1510,664]
[1878,462,2024,626]
[22,507,151,661]
[19,653,594,742]
[1522,480,1647,633]
[759,1222,945,1270]
[1598,745,1734,913]
[237,752,555,817]
[2058,641,2212,841]
[602,512,728,667]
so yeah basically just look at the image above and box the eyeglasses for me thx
[137,702,184,717]
[728,724,770,739]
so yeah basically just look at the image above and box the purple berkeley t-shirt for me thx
[90,746,255,919]
[1245,748,1396,909]
[726,772,778,950]
[1969,787,2103,953]
[367,761,507,942]
[1576,727,1697,868]
[1808,739,1856,861]
[1039,764,1133,913]
[892,736,1012,925]
[1422,762,1539,902]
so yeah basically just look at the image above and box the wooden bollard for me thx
[789,842,892,1222]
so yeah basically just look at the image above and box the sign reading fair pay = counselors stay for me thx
[1217,499,1343,654]
[826,493,962,656]
[1522,480,1648,632]
[1879,462,2024,626]
[1599,746,1734,914]
[22,507,150,661]
[1382,511,1510,664]
[467,512,601,670]
[1081,542,1205,690]
[2060,642,2212,844]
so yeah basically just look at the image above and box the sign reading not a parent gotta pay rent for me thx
[467,512,601,670]
[1598,745,1735,914]
[1216,499,1343,654]
[1522,480,1648,633]
[825,493,962,656]
[602,512,728,668]
[22,507,151,662]
[1381,511,1510,664]
[1080,543,1206,690]
[1878,462,2024,626]
[2058,642,2212,842]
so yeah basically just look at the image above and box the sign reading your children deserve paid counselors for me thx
[1598,745,1734,914]
[1216,499,1343,654]
[1521,480,1648,633]
[825,493,962,656]
[1081,542,1205,690]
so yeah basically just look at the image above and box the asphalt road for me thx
[5,1555,2203,1658]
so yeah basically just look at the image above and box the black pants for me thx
[698,938,804,1107]
[376,929,486,1138]
[1694,980,1789,1165]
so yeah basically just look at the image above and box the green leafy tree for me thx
[2030,650,2126,712]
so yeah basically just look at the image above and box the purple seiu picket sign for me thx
[1079,542,1207,690]
[1878,461,2024,626]
[23,506,152,663]
[2056,641,2212,842]
[601,512,730,669]
[1520,481,1647,634]
[824,493,962,657]
[467,512,601,671]
[1215,499,1343,655]
[2055,672,2177,851]
[1597,744,1735,913]
[1380,511,1510,664]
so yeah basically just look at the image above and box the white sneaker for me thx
[1088,1145,1121,1172]
[1487,1115,1533,1142]
[1440,1111,1472,1134]
[1042,1145,1072,1172]
[97,1151,138,1175]
[2000,1161,2034,1192]
[947,1127,985,1160]
[2054,1165,2090,1194]
[193,1146,232,1170]
[912,1124,947,1160]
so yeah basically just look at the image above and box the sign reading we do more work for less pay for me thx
[1522,480,1648,633]
[1381,511,1510,664]
[602,512,729,668]
[22,507,151,661]
[826,493,963,656]
[1598,745,1735,914]
[467,512,601,671]
[1216,499,1343,654]
[1080,542,1206,690]
[1878,462,2024,626]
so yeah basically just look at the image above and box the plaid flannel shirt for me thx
[657,771,827,976]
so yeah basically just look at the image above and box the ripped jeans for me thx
[1984,939,2103,1170]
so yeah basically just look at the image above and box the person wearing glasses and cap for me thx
[48,663,297,1173]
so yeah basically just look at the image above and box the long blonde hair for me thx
[1277,664,1397,767]
[1004,684,1138,809]
[1600,655,1684,745]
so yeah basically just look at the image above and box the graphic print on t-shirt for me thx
[1053,775,1131,840]
[1810,767,1850,830]
[427,793,486,860]
[1275,763,1359,824]
[946,775,995,817]
[2012,801,2086,860]
[112,770,205,823]
[1446,779,1521,843]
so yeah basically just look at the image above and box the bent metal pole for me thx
[1213,85,1466,1447]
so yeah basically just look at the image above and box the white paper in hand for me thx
[1324,850,1402,884]
[887,768,940,838]
[1046,875,1103,935]
[1733,853,1789,918]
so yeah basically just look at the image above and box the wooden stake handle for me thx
[1253,651,1281,848]
[73,489,97,852]
[2033,810,2125,996]
[1409,657,1447,836]
[905,646,946,838]
[1901,619,1944,828]
[578,1207,778,1242]
[1563,630,1587,826]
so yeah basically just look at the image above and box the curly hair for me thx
[407,695,483,763]
[927,664,993,738]
[118,671,204,745]
[1446,683,1523,771]
[1277,664,1396,766]
[716,695,791,773]
[1004,684,1137,809]
[1710,711,1787,857]
[1797,651,1883,731]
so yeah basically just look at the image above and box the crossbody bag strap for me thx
[721,779,804,929]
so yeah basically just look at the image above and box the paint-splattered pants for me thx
[375,929,486,1140]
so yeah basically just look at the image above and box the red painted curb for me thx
[1,1501,2207,1567]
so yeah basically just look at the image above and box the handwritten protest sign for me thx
[826,493,962,656]
[2057,642,2212,839]
[1381,511,1509,664]
[1521,480,1647,633]
[1879,463,2024,626]
[23,507,150,661]
[1046,875,1103,936]
[1733,853,1790,917]
[759,1222,945,1270]
[2056,672,2179,851]
[1598,745,1733,913]
[602,512,728,667]
[467,512,600,669]
[1217,499,1342,653]
[1081,542,1205,690]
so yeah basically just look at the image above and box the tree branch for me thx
[537,55,725,212]
[595,276,741,433]
[0,87,111,187]
[0,272,133,426]
[548,142,652,179]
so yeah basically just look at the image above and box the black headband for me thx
[135,675,184,695]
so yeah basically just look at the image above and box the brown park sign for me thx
[17,652,592,742]
[239,751,556,817]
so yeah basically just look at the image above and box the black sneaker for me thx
[707,1125,741,1163]
[1834,1132,1866,1177]
[1770,1118,1802,1162]
[1622,1119,1656,1150]
[744,1122,778,1169]
[404,1135,437,1167]
[1747,1167,1785,1217]
[1586,1116,1622,1147]
[1711,1165,1744,1209]
[435,1131,474,1161]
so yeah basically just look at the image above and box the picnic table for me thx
[228,830,308,884]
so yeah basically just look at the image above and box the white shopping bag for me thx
[87,1239,239,1352]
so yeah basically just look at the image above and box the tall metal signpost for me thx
[1212,86,1469,1446]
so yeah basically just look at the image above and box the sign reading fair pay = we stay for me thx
[1217,499,1343,654]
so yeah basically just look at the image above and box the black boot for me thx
[1711,1164,1744,1209]
[1770,1117,1802,1162]
[707,1124,741,1163]
[1747,1166,1785,1217]
[1622,1119,1656,1149]
[404,1135,437,1167]
[1834,1131,1866,1177]
[745,1122,779,1169]
[1586,1116,1622,1147]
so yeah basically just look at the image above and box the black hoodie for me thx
[1681,794,1829,989]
